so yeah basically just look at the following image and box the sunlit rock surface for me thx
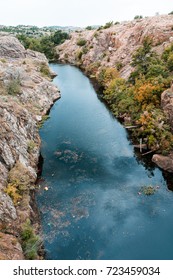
[0,33,60,259]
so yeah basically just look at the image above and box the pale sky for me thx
[1,0,173,27]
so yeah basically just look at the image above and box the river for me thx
[37,63,173,260]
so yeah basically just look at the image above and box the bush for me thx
[86,26,92,30]
[115,61,123,71]
[5,183,22,205]
[146,64,168,78]
[40,63,52,78]
[85,62,101,77]
[103,21,113,29]
[21,219,40,260]
[162,43,173,62]
[167,53,173,71]
[134,15,143,19]
[6,76,21,95]
[76,38,87,46]
[27,140,36,153]
[8,161,34,193]
[97,67,119,87]
[75,50,83,60]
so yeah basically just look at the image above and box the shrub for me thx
[167,53,173,71]
[86,26,92,30]
[27,140,36,153]
[75,50,83,60]
[38,115,50,128]
[162,43,173,62]
[40,63,52,78]
[5,183,22,205]
[21,219,40,260]
[134,15,143,19]
[76,38,87,46]
[115,61,123,71]
[82,46,89,54]
[8,161,34,193]
[6,76,21,95]
[133,80,161,108]
[103,21,113,29]
[146,64,168,78]
[97,67,119,87]
[85,62,101,77]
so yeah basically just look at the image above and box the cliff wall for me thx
[0,33,60,259]
[56,15,173,173]
[56,15,173,78]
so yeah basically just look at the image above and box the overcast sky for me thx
[1,0,173,27]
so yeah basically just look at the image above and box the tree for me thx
[129,37,160,83]
[134,15,143,19]
[51,30,69,45]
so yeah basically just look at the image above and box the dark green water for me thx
[37,64,173,260]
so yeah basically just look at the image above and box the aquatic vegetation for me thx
[140,185,157,195]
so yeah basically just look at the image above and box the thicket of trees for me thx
[17,30,69,60]
[88,37,173,153]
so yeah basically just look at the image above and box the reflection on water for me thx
[37,64,173,260]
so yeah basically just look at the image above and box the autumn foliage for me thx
[96,37,173,153]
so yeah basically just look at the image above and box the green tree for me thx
[51,30,69,45]
[129,37,160,83]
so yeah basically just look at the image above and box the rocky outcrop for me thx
[0,34,60,259]
[151,87,173,172]
[57,14,173,173]
[0,232,24,260]
[56,15,173,78]
[0,33,25,58]
[161,88,173,130]
[152,153,173,173]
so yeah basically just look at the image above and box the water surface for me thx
[37,64,173,260]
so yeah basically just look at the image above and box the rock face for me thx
[0,33,26,58]
[56,15,173,78]
[161,88,173,130]
[0,34,60,259]
[57,14,173,173]
[0,232,24,260]
[152,154,173,173]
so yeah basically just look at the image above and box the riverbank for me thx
[37,64,173,260]
[0,34,60,259]
[56,15,173,173]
